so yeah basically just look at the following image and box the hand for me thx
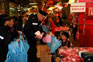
[46,26,49,28]
[52,33,55,37]
[35,35,42,39]
[64,46,68,49]
[17,31,23,34]
[17,38,20,42]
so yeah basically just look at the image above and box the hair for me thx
[1,15,10,26]
[47,15,53,20]
[62,32,69,38]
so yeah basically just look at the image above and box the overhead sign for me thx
[78,0,93,2]
[70,2,86,13]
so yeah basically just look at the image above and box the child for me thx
[60,32,72,48]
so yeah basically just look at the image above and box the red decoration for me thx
[64,3,68,7]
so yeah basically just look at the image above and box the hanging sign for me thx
[70,2,86,13]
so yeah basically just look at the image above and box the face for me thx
[8,19,14,28]
[73,24,76,28]
[61,35,67,40]
[56,17,59,23]
[4,20,9,26]
[37,13,44,21]
[48,17,52,22]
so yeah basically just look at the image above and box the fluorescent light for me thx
[29,3,38,5]
[69,0,75,4]
[47,7,54,10]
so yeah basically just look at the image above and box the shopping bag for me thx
[43,34,51,43]
[6,33,29,62]
[42,25,49,33]
[47,36,61,53]
[21,34,30,52]
[6,51,27,62]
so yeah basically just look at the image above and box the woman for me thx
[60,32,72,48]
[45,15,55,34]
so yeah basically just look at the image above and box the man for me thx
[24,6,44,62]
[16,11,29,33]
[0,16,11,61]
[24,14,42,62]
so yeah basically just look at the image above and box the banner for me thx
[70,3,86,13]
[78,0,93,2]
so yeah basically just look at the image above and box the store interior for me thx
[0,0,93,62]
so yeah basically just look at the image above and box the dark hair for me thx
[9,17,15,20]
[62,32,69,38]
[12,16,18,22]
[1,15,10,25]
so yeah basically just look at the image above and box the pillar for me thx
[4,0,10,16]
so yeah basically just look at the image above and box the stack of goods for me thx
[55,26,70,31]
[58,47,93,62]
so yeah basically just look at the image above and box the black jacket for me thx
[24,14,43,45]
[61,39,71,48]
[0,26,11,61]
[16,16,24,31]
[54,16,63,27]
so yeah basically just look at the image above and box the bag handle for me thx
[6,51,10,59]
[20,32,28,41]
[19,33,27,52]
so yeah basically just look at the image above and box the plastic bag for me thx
[6,33,29,62]
[47,36,61,53]
[42,25,49,33]
[43,34,51,43]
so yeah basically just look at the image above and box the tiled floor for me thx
[37,45,52,62]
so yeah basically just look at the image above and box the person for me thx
[45,15,55,34]
[72,23,78,40]
[54,16,62,27]
[0,16,11,61]
[60,32,72,48]
[8,17,18,41]
[0,16,19,61]
[16,13,29,33]
[53,8,62,40]
[54,16,62,40]
[24,7,44,62]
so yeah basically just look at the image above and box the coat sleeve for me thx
[23,15,36,39]
[51,21,55,34]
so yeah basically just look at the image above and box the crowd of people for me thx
[0,7,78,62]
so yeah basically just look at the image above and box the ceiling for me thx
[10,0,42,7]
[9,0,69,8]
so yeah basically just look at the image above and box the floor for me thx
[36,35,80,62]
[37,45,52,62]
